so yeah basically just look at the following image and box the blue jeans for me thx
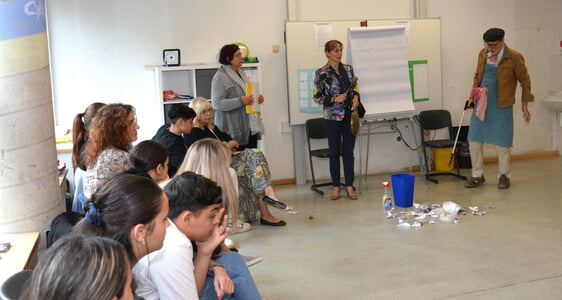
[72,192,89,213]
[199,251,262,300]
[325,116,356,187]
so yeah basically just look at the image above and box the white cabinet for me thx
[151,63,261,124]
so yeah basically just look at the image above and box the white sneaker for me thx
[230,220,251,234]
[242,255,263,267]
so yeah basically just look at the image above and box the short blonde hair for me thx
[190,97,215,129]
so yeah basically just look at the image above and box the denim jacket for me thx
[313,63,360,121]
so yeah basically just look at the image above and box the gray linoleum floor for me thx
[233,156,562,300]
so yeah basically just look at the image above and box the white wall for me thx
[427,0,562,158]
[287,0,411,21]
[47,0,561,181]
[47,0,293,179]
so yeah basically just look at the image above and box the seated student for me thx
[72,102,105,171]
[133,172,262,300]
[178,138,244,233]
[71,102,105,212]
[128,140,170,184]
[78,103,139,213]
[71,173,169,266]
[49,144,169,249]
[184,97,286,226]
[152,103,196,177]
[21,235,133,300]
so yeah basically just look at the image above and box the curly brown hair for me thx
[84,103,136,168]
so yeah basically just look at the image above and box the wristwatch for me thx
[207,263,223,277]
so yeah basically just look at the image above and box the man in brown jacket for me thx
[465,28,533,189]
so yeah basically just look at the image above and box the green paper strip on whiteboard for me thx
[408,60,429,102]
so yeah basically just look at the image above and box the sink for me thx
[542,91,562,111]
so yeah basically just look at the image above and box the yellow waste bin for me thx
[433,147,454,171]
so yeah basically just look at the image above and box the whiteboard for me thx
[285,19,442,125]
[347,26,414,119]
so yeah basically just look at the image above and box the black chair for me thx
[0,270,32,300]
[305,118,333,195]
[419,110,467,184]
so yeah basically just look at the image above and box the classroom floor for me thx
[234,156,562,300]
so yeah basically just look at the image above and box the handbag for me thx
[163,90,179,101]
[357,102,366,118]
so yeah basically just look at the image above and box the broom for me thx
[448,100,473,167]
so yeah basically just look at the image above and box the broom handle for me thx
[451,100,471,154]
[451,109,465,154]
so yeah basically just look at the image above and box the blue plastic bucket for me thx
[390,173,415,208]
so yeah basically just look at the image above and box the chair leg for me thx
[421,146,438,184]
[425,174,439,184]
[311,185,324,196]
[309,155,324,196]
[453,153,467,180]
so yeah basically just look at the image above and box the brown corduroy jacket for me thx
[472,45,534,108]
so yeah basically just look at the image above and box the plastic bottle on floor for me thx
[382,181,392,212]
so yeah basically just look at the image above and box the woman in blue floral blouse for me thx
[313,40,360,200]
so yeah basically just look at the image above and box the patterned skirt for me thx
[231,148,272,223]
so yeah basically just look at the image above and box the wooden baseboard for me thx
[412,150,560,172]
[272,178,296,185]
[275,151,560,184]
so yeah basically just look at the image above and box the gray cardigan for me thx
[210,66,250,146]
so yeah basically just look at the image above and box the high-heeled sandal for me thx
[330,187,340,200]
[346,186,358,200]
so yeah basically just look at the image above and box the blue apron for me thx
[467,62,513,147]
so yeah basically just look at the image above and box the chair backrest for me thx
[0,270,32,300]
[47,211,82,248]
[419,110,452,131]
[305,118,328,139]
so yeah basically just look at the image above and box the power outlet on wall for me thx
[280,121,292,133]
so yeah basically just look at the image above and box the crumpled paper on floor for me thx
[387,200,489,228]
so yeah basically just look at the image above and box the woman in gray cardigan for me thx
[211,44,264,149]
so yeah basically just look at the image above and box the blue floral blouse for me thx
[313,63,360,121]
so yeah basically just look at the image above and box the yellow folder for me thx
[245,82,260,113]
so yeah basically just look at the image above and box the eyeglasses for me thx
[201,109,213,114]
[484,41,502,48]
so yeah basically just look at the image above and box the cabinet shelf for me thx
[163,99,192,105]
[151,63,261,124]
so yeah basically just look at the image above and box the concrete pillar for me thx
[0,0,61,233]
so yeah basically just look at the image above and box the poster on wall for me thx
[408,60,429,102]
[314,23,332,48]
[298,68,323,113]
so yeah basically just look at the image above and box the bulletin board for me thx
[285,18,442,125]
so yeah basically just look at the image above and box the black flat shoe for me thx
[260,218,287,226]
[262,196,287,209]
